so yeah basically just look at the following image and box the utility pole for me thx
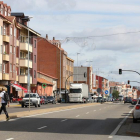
[77,53,80,83]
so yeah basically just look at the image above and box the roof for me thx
[11,13,25,17]
[37,71,58,80]
[37,78,53,86]
[67,56,74,62]
[5,16,15,22]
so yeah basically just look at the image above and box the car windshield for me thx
[47,96,53,99]
[70,88,82,93]
[24,94,36,98]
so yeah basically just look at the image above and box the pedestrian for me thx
[0,88,10,121]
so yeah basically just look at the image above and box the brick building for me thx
[37,35,74,92]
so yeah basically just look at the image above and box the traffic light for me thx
[84,72,87,78]
[128,80,130,84]
[119,69,122,74]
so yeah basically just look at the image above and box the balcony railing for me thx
[20,59,32,68]
[19,75,32,84]
[3,35,10,42]
[20,42,32,52]
[3,73,9,80]
[3,53,9,61]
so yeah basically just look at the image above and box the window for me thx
[34,40,36,48]
[34,55,36,63]
[13,65,15,72]
[10,46,12,53]
[0,45,2,54]
[5,10,7,16]
[3,45,5,54]
[3,25,6,35]
[1,8,3,15]
[10,64,12,72]
[0,64,2,72]
[1,26,2,35]
[3,64,5,73]
[34,70,36,78]
[14,28,16,37]
[10,27,12,35]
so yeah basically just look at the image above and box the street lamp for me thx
[77,53,80,83]
[28,16,33,112]
[86,60,93,66]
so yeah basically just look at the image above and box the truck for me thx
[69,83,88,103]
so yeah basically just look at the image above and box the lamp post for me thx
[60,48,61,101]
[28,16,33,112]
[77,53,80,83]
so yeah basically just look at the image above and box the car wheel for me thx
[133,117,137,123]
[35,103,38,107]
[22,104,24,108]
[38,104,40,107]
[25,105,27,108]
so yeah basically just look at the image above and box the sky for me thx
[4,0,140,86]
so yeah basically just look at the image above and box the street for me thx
[0,103,138,140]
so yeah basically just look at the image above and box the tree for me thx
[112,90,119,99]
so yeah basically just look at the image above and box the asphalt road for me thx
[5,103,83,114]
[0,103,139,140]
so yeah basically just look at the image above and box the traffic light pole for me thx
[121,70,140,75]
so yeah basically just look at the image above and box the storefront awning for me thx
[37,78,53,86]
[11,84,28,93]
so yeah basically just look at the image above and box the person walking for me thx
[0,88,10,121]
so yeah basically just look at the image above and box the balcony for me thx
[3,54,9,61]
[20,59,32,68]
[19,75,32,84]
[3,73,9,80]
[20,42,32,52]
[3,35,10,42]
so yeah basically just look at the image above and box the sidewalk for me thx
[117,114,140,137]
[0,102,98,121]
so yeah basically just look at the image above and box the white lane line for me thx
[94,110,96,111]
[109,109,133,137]
[61,119,68,122]
[86,112,89,114]
[38,126,47,130]
[108,136,113,139]
[76,115,80,117]
[6,138,14,140]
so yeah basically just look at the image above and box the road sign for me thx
[42,83,47,89]
[105,90,108,94]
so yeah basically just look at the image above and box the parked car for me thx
[124,97,132,104]
[43,96,48,104]
[40,96,45,105]
[20,93,40,108]
[47,96,56,104]
[133,99,140,123]
[131,99,137,105]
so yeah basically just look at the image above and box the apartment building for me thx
[73,66,93,93]
[11,12,41,92]
[0,2,21,88]
[37,35,74,93]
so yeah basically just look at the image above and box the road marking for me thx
[61,119,68,122]
[38,126,47,130]
[109,109,133,136]
[76,115,80,117]
[94,110,96,111]
[108,136,113,139]
[6,138,14,140]
[86,112,89,114]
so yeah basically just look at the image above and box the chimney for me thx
[53,37,55,40]
[46,34,48,40]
